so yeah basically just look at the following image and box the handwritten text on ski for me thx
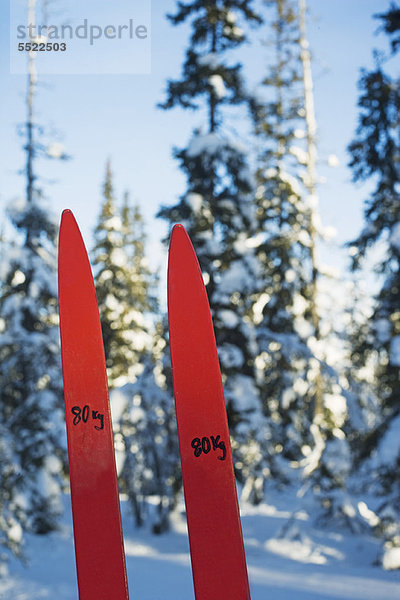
[71,405,104,431]
[191,435,226,461]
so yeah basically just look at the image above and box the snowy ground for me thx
[1,491,399,600]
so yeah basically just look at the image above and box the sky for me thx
[0,0,393,303]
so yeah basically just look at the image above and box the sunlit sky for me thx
[0,0,392,302]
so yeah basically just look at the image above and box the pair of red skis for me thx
[58,210,251,599]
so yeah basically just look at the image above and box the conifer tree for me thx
[92,165,155,387]
[114,323,181,534]
[296,0,356,524]
[347,3,400,565]
[91,165,180,532]
[251,0,315,472]
[251,0,356,520]
[0,0,65,561]
[158,0,270,498]
[119,197,180,533]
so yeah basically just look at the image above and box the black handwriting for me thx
[191,435,226,461]
[71,405,104,431]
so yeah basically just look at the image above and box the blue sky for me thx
[0,0,391,296]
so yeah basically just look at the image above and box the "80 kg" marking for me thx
[191,435,226,461]
[71,405,104,431]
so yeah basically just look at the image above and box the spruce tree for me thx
[91,167,180,532]
[92,164,155,387]
[120,196,180,533]
[158,0,270,501]
[251,0,315,472]
[251,0,357,524]
[0,0,65,561]
[297,0,356,525]
[347,3,400,565]
[115,323,181,534]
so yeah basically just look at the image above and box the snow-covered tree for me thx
[347,3,400,567]
[91,167,180,532]
[121,194,158,325]
[113,322,181,534]
[251,0,315,471]
[92,164,156,387]
[250,0,360,523]
[296,0,357,524]
[158,0,270,499]
[0,0,66,562]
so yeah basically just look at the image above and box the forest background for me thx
[0,0,399,583]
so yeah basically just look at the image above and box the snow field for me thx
[2,489,399,600]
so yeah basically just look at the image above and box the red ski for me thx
[168,224,251,600]
[58,209,129,600]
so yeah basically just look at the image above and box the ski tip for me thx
[169,224,192,255]
[171,223,185,234]
[168,223,202,286]
[60,208,75,225]
[59,210,82,251]
[170,223,189,243]
[60,209,81,233]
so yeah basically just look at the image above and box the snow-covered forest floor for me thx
[2,489,399,600]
